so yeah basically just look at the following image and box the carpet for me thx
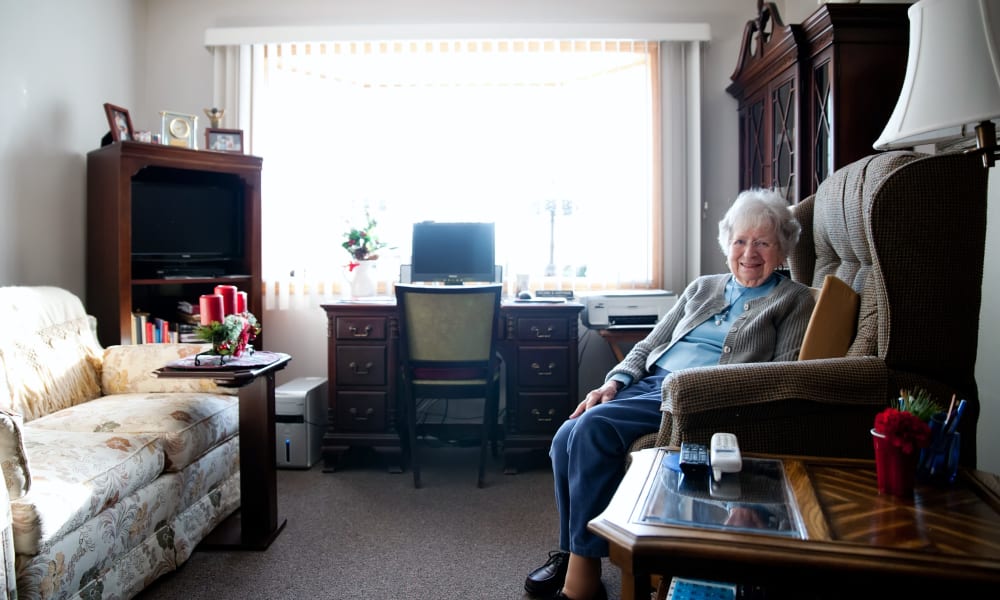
[136,446,623,600]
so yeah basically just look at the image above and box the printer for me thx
[580,289,677,329]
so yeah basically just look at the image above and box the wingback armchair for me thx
[637,150,988,466]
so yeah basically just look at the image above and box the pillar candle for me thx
[199,294,224,325]
[214,285,238,316]
[236,290,248,313]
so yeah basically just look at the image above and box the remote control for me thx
[710,432,742,482]
[678,442,710,477]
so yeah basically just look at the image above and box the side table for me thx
[589,447,1000,599]
[156,351,291,550]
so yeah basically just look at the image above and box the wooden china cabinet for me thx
[727,1,911,204]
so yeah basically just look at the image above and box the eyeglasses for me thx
[730,238,775,250]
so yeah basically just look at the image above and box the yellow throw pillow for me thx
[798,274,860,360]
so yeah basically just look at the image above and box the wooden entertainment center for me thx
[321,299,584,472]
[86,142,262,347]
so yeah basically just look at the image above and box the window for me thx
[250,39,663,302]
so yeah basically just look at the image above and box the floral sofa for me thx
[0,286,241,600]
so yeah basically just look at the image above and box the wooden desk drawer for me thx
[336,346,386,385]
[517,392,570,433]
[335,391,386,432]
[336,316,387,340]
[515,317,568,341]
[518,346,569,386]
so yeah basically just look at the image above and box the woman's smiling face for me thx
[727,225,785,287]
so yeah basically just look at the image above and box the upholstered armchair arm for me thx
[100,343,236,395]
[654,356,890,458]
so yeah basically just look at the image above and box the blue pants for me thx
[549,369,668,557]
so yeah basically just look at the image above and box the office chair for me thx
[394,283,503,488]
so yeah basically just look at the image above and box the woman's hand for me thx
[569,380,622,419]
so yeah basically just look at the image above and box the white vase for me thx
[349,260,377,298]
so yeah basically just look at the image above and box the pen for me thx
[946,399,967,435]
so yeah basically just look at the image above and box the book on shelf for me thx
[176,322,201,343]
[131,311,175,344]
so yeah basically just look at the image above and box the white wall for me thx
[0,0,144,294]
[1,0,996,472]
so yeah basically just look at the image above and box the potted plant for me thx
[341,210,387,297]
[871,388,940,497]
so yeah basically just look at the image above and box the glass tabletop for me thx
[637,451,803,538]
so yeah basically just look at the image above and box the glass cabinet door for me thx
[771,78,796,203]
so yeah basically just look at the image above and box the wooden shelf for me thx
[86,142,263,347]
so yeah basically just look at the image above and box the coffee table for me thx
[588,447,1000,599]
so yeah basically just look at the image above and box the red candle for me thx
[199,294,224,325]
[214,285,238,316]
[236,290,248,313]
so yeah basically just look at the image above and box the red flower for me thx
[874,408,931,454]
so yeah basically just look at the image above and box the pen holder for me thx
[916,411,961,485]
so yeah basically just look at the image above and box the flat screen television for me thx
[410,221,496,285]
[130,170,245,277]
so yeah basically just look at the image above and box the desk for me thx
[590,448,1000,599]
[320,299,584,472]
[156,351,291,550]
[596,327,652,362]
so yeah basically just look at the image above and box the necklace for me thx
[715,277,749,326]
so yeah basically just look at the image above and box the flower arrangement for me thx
[342,210,387,265]
[195,312,260,361]
[874,407,932,455]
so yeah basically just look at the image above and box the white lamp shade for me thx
[874,0,1000,150]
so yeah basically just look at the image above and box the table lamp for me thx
[873,0,1000,168]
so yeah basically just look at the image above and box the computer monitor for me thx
[410,221,496,285]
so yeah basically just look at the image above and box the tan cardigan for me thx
[607,273,815,385]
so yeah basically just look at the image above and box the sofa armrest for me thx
[0,481,15,600]
[101,343,236,395]
[655,356,890,458]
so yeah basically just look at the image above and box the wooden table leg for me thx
[201,371,286,550]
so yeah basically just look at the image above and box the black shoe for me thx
[524,550,569,597]
[552,582,608,600]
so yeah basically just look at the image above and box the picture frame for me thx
[205,128,244,153]
[103,103,134,142]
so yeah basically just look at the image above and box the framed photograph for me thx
[160,111,198,149]
[205,128,244,153]
[103,103,134,142]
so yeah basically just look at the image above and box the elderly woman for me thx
[525,189,816,600]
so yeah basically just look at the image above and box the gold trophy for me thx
[204,107,225,129]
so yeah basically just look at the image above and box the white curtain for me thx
[208,35,702,310]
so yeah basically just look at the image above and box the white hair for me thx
[717,188,801,256]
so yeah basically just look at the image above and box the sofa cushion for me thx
[101,343,235,396]
[0,287,103,421]
[11,429,164,555]
[0,409,30,499]
[25,392,238,472]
